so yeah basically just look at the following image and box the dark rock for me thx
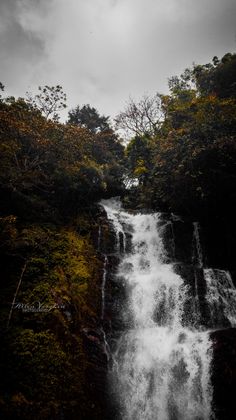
[201,215,236,273]
[160,220,176,262]
[171,220,193,264]
[211,328,236,420]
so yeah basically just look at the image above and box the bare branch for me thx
[26,85,67,122]
[115,93,163,140]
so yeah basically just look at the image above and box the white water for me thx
[192,222,203,268]
[101,255,108,320]
[204,268,236,327]
[102,197,126,253]
[100,254,111,361]
[101,199,213,420]
[192,270,201,327]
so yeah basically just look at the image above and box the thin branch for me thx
[7,260,28,329]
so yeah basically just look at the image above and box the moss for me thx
[0,210,104,419]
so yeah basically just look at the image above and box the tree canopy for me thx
[67,104,110,133]
[0,94,125,221]
[123,53,236,222]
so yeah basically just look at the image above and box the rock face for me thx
[84,204,121,419]
[211,328,236,420]
[162,215,236,419]
[91,202,236,419]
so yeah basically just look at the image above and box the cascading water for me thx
[101,198,213,420]
[101,255,108,320]
[98,221,111,361]
[204,268,236,328]
[100,256,111,362]
[192,222,203,268]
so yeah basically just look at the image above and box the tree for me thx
[121,53,236,219]
[67,104,110,133]
[0,82,4,94]
[193,53,236,99]
[0,94,126,219]
[26,85,67,121]
[125,136,151,183]
[115,93,163,140]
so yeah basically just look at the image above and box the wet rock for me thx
[159,220,176,263]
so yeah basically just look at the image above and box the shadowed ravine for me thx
[100,198,236,420]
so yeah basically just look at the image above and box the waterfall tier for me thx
[100,198,236,420]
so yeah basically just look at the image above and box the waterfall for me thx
[192,270,201,327]
[100,254,111,362]
[192,222,203,268]
[102,197,126,253]
[204,268,236,328]
[101,198,213,420]
[170,221,176,261]
[101,255,108,320]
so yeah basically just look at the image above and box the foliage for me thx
[123,53,236,222]
[0,82,4,100]
[0,217,103,419]
[125,136,152,184]
[193,53,236,98]
[0,97,125,220]
[0,90,125,418]
[67,104,110,133]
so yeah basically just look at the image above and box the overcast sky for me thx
[0,0,235,121]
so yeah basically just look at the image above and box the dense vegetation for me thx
[121,52,236,269]
[0,91,124,418]
[0,52,236,418]
[121,53,236,215]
